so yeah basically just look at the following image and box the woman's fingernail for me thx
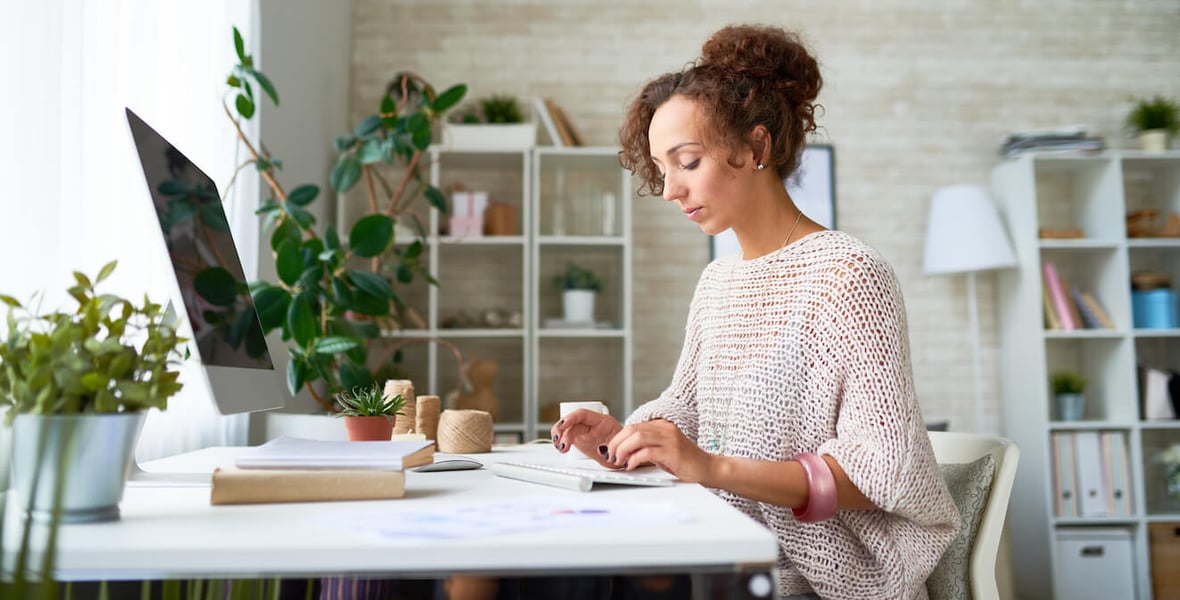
[560,443,566,451]
[609,454,616,463]
[557,419,564,426]
[553,434,559,442]
[598,445,608,455]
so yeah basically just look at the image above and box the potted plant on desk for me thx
[335,383,405,441]
[0,261,188,523]
[1126,95,1178,152]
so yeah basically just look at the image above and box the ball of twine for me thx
[437,409,493,454]
[415,395,441,446]
[384,380,416,434]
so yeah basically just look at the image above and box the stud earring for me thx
[756,163,765,171]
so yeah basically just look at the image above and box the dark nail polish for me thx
[609,454,616,463]
[553,434,559,442]
[557,419,564,426]
[598,445,608,456]
[560,443,566,450]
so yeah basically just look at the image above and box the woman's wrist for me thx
[792,452,838,522]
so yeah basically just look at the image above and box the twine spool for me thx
[415,395,441,446]
[384,380,416,434]
[437,409,493,454]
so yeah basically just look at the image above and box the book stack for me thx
[1000,125,1105,158]
[210,436,434,505]
[1050,430,1133,518]
[1042,261,1115,330]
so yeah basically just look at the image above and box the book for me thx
[235,436,435,470]
[532,96,563,147]
[1051,432,1078,517]
[210,467,405,505]
[1042,262,1076,330]
[543,98,575,147]
[1073,430,1108,517]
[1071,287,1104,329]
[1079,291,1115,329]
[1043,284,1062,329]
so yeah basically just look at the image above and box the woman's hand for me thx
[605,419,717,483]
[550,409,623,468]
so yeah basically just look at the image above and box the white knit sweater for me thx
[628,230,958,600]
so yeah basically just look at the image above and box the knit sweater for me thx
[628,230,958,600]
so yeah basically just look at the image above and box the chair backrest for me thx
[928,431,1020,600]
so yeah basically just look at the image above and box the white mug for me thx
[559,401,609,460]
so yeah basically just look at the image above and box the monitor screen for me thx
[126,107,283,415]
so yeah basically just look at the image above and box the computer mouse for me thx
[412,457,484,472]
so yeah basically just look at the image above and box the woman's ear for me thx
[749,125,772,168]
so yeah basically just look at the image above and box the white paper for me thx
[235,436,433,470]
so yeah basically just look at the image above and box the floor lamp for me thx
[923,184,1017,433]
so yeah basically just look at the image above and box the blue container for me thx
[1132,289,1178,329]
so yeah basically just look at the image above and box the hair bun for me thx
[700,24,821,107]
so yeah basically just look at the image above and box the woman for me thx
[553,24,959,600]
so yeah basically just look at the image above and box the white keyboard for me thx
[491,461,676,492]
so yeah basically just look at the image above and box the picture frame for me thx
[710,144,836,259]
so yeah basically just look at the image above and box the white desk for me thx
[3,444,778,594]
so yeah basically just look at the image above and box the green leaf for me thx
[348,214,394,258]
[330,276,354,307]
[0,294,21,307]
[235,93,255,119]
[95,260,118,283]
[199,203,231,231]
[404,239,423,260]
[358,138,385,165]
[255,199,280,215]
[250,68,279,106]
[324,225,341,251]
[193,267,239,307]
[286,356,305,395]
[252,285,291,331]
[270,217,302,251]
[72,270,92,290]
[425,186,448,214]
[350,290,389,316]
[233,27,246,62]
[285,202,316,230]
[287,184,319,207]
[287,295,317,347]
[412,125,432,150]
[346,269,391,298]
[337,360,373,390]
[352,115,382,138]
[380,94,397,127]
[396,263,413,284]
[335,135,357,152]
[313,336,360,355]
[330,155,363,193]
[227,74,241,88]
[275,240,302,287]
[433,83,467,113]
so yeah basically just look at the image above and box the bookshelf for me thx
[993,151,1180,599]
[379,146,632,444]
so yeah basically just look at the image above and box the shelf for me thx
[537,235,626,246]
[434,328,526,338]
[1039,239,1123,250]
[1132,328,1180,338]
[1044,329,1125,339]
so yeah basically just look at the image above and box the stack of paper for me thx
[210,437,434,505]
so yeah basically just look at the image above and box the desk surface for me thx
[4,444,778,582]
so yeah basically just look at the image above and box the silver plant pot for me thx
[10,412,146,523]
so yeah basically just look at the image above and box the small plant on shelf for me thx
[454,94,524,124]
[1050,371,1087,395]
[1126,95,1179,135]
[334,384,405,422]
[553,262,602,292]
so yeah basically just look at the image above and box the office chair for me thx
[927,431,1020,600]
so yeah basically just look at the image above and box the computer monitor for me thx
[125,107,284,416]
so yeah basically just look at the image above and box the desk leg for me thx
[692,567,778,600]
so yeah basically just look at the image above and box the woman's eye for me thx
[680,159,700,171]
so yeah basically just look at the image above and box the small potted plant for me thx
[553,262,602,324]
[334,383,405,441]
[0,261,188,522]
[1155,443,1180,507]
[1050,370,1087,421]
[444,94,537,150]
[1126,95,1179,152]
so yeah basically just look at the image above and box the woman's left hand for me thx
[606,419,717,483]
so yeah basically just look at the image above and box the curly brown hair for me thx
[617,24,822,197]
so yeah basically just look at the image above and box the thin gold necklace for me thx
[705,210,803,454]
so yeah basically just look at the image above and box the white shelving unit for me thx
[380,146,632,443]
[992,151,1180,599]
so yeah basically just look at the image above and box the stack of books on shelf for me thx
[1042,261,1115,330]
[1000,125,1105,158]
[1051,430,1133,518]
[210,436,434,505]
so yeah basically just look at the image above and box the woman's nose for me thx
[662,173,682,203]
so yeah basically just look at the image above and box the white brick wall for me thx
[350,0,1180,433]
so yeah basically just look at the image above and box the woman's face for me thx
[647,95,756,236]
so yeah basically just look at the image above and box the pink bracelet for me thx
[792,452,838,522]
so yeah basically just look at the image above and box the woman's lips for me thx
[684,206,702,221]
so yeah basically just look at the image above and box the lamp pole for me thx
[967,270,986,433]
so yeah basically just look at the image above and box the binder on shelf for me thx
[1043,286,1063,330]
[1042,262,1077,330]
[1101,430,1132,516]
[1052,432,1079,517]
[1074,430,1109,517]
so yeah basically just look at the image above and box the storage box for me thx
[1053,528,1136,599]
[1132,289,1178,328]
[1150,522,1180,599]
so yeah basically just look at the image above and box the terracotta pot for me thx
[343,416,395,441]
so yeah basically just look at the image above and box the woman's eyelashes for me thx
[680,158,701,171]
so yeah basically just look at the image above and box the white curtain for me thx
[2,0,261,461]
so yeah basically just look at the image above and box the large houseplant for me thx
[0,261,188,523]
[218,27,466,412]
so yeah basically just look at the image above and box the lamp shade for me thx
[923,184,1017,275]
